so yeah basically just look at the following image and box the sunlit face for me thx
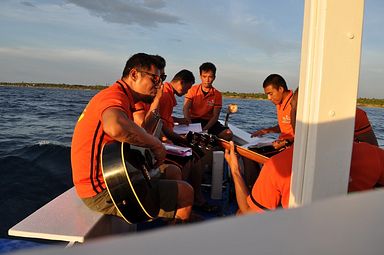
[134,65,161,102]
[264,85,284,105]
[200,70,215,89]
[174,81,193,97]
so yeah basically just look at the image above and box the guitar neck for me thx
[216,138,269,164]
[142,110,162,137]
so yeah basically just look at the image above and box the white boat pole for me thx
[290,0,365,207]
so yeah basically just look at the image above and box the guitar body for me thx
[101,141,160,224]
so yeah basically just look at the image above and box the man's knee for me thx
[163,164,182,180]
[176,181,194,206]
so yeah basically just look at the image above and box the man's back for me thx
[249,142,384,212]
[71,81,135,198]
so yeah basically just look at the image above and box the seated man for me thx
[243,74,295,188]
[225,89,384,214]
[131,56,184,182]
[183,62,233,141]
[71,53,194,223]
[251,74,295,150]
[135,69,218,212]
[158,69,195,145]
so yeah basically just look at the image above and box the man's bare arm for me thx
[183,99,192,124]
[102,107,165,166]
[202,107,220,132]
[251,125,280,137]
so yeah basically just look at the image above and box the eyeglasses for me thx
[137,70,167,84]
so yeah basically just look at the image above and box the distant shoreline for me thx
[1,82,383,108]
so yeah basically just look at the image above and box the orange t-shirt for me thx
[276,90,294,140]
[247,146,293,213]
[133,101,151,126]
[247,143,384,212]
[134,101,150,114]
[354,107,373,137]
[158,82,177,130]
[348,143,384,192]
[185,84,222,120]
[71,80,135,198]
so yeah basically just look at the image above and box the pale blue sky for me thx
[0,0,383,98]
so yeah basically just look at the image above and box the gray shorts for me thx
[82,179,178,220]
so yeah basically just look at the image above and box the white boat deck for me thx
[8,187,136,247]
[9,188,384,255]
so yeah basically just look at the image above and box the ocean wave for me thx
[37,140,65,146]
[2,142,68,159]
[0,143,73,238]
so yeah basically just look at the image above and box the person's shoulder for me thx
[355,107,368,118]
[186,84,200,95]
[286,90,293,99]
[163,82,174,94]
[212,86,221,93]
[265,147,294,174]
[94,83,121,98]
[191,84,200,90]
[163,81,172,90]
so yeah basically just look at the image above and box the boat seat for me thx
[8,187,136,247]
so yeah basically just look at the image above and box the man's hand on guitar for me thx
[150,138,166,168]
[224,141,241,176]
[272,139,288,150]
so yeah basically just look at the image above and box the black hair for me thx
[172,69,195,84]
[199,62,216,75]
[122,53,160,78]
[152,55,166,70]
[262,74,288,91]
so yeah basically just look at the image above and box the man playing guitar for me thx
[71,53,194,223]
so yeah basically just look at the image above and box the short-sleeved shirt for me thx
[71,80,136,198]
[133,101,151,127]
[185,84,222,120]
[133,101,150,115]
[158,82,177,130]
[277,90,294,140]
[247,143,384,212]
[354,107,373,137]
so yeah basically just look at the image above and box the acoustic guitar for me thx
[101,112,163,224]
[101,141,161,224]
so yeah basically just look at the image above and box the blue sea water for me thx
[0,85,383,252]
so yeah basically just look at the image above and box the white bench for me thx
[8,187,136,247]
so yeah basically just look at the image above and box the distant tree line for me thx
[357,98,384,108]
[222,91,267,99]
[0,82,107,91]
[1,82,383,107]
